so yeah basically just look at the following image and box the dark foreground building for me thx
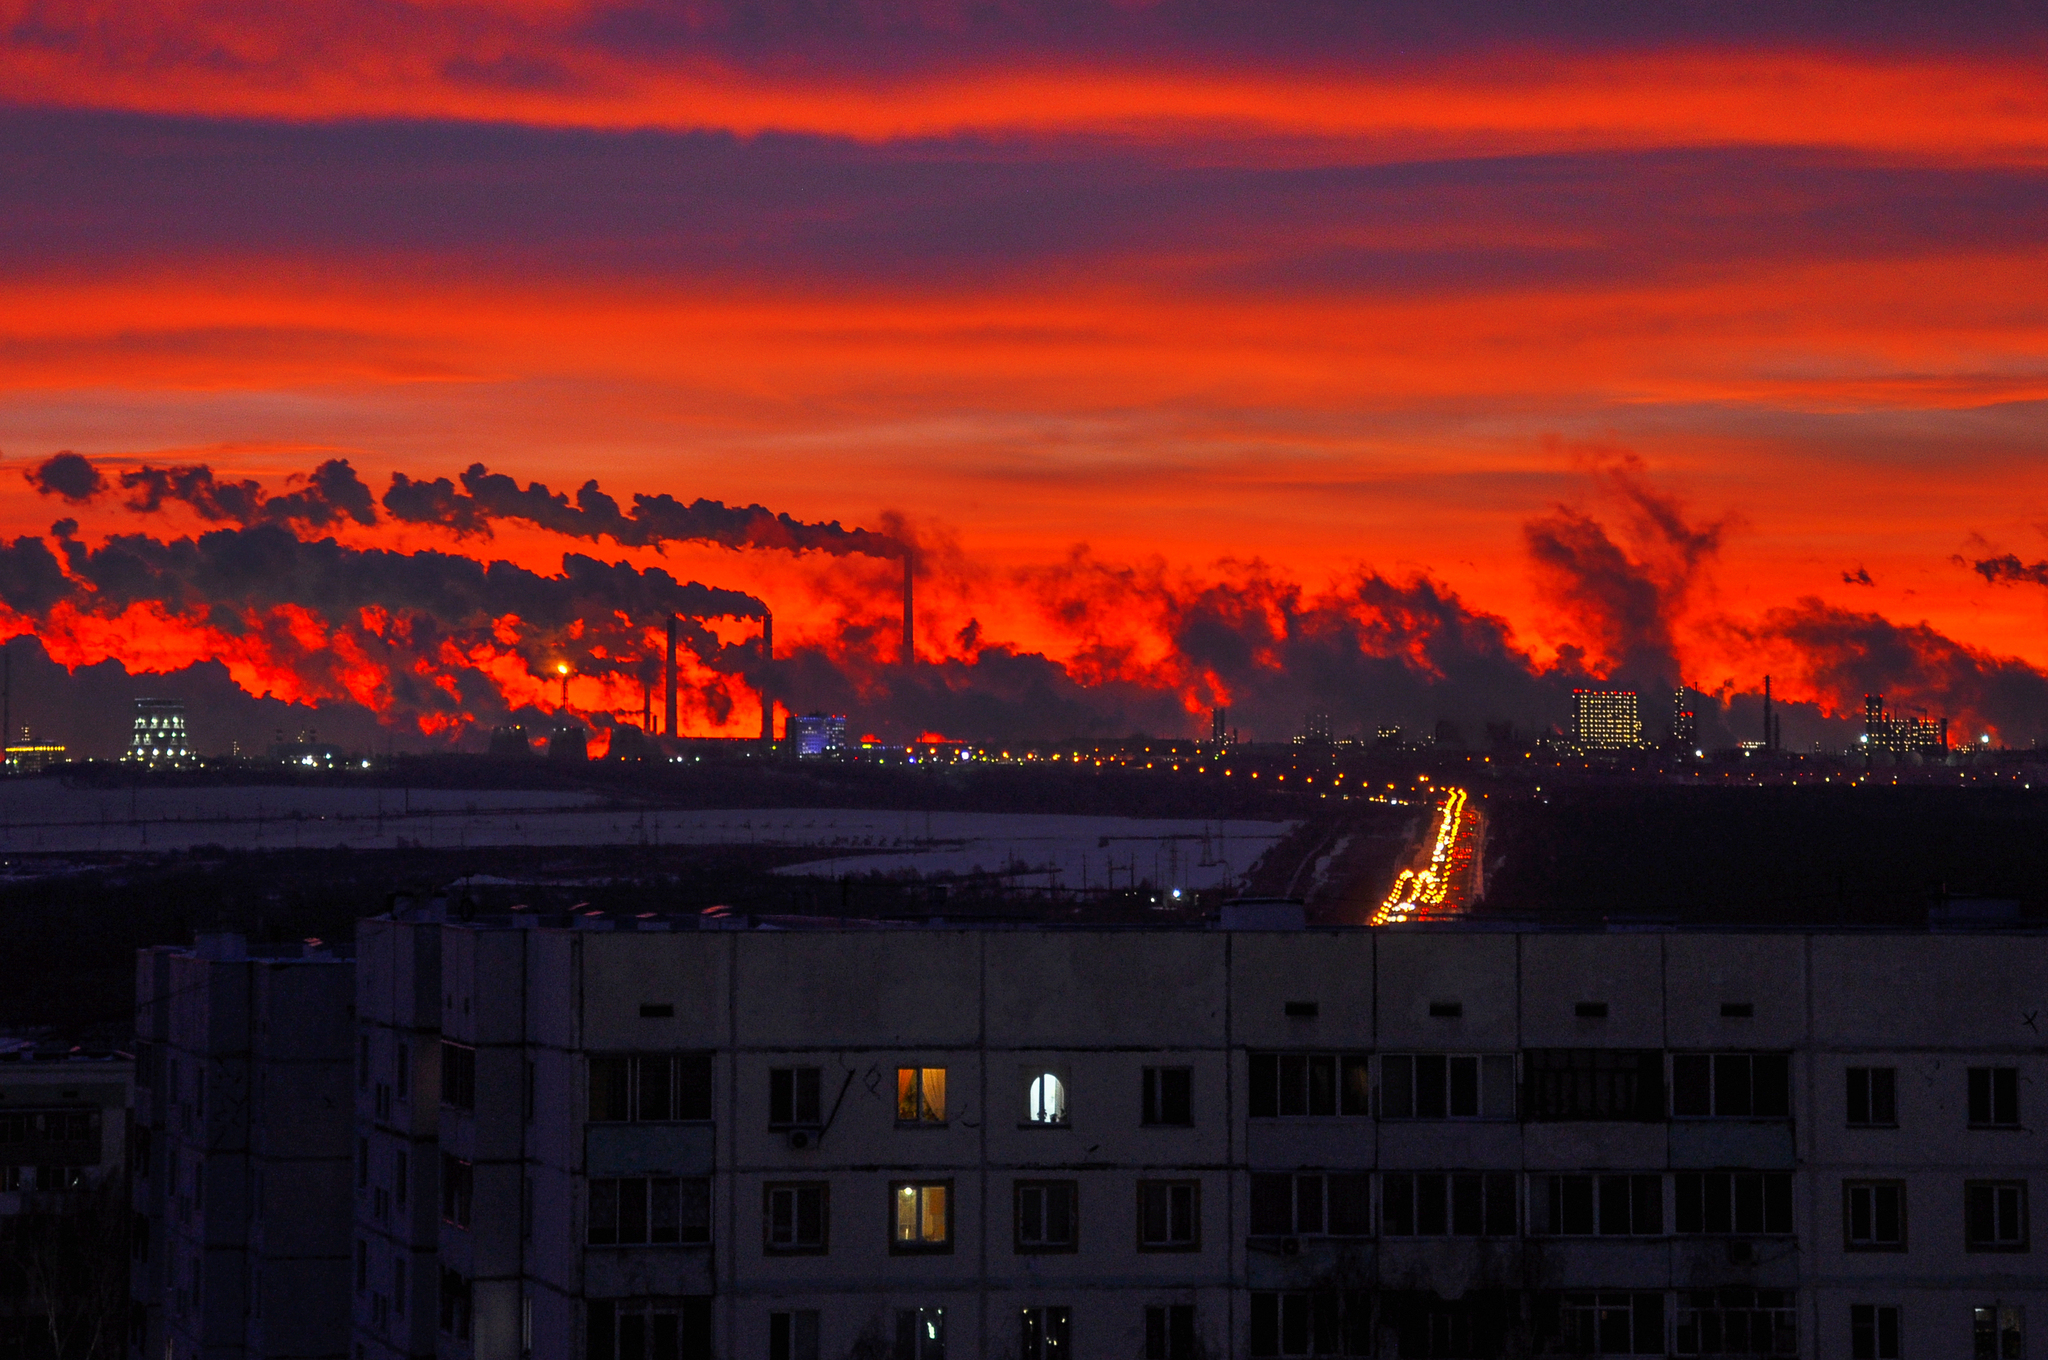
[138,908,2048,1358]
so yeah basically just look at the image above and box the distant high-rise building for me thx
[1210,705,1229,744]
[792,713,848,759]
[1671,687,1699,750]
[4,725,67,773]
[126,698,191,765]
[1572,689,1642,749]
[1301,712,1332,743]
[1864,693,1948,756]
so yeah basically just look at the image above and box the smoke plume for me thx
[384,463,903,558]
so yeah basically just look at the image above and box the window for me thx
[1969,1067,2020,1128]
[1974,1305,2023,1360]
[441,1154,472,1227]
[587,1297,712,1360]
[764,1183,828,1253]
[1671,1053,1790,1118]
[1249,1172,1371,1238]
[1145,1305,1196,1360]
[1674,1288,1796,1356]
[1378,1054,1514,1120]
[1674,1172,1793,1235]
[1847,1067,1897,1127]
[1020,1306,1070,1359]
[588,1176,712,1246]
[1851,1304,1900,1359]
[1138,1179,1200,1250]
[770,1310,820,1360]
[357,1136,368,1189]
[1965,1181,2028,1250]
[1844,1181,1905,1250]
[355,1239,366,1293]
[1015,1180,1077,1252]
[440,1042,475,1111]
[1530,1174,1661,1236]
[1383,1292,1512,1358]
[1143,1067,1192,1126]
[894,1307,945,1360]
[394,1150,408,1209]
[395,1042,409,1102]
[1025,1071,1067,1125]
[1382,1172,1516,1237]
[1522,1049,1665,1121]
[393,1259,406,1317]
[589,1054,714,1123]
[891,1181,952,1251]
[1249,1053,1370,1118]
[896,1068,946,1125]
[1251,1291,1372,1356]
[438,1268,472,1340]
[1545,1293,1666,1356]
[769,1068,822,1127]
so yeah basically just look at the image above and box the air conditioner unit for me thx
[787,1129,815,1150]
[1281,1236,1301,1257]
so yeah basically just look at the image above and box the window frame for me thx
[1850,1303,1900,1360]
[889,1179,954,1254]
[1670,1052,1791,1120]
[1972,1304,2024,1360]
[1377,1053,1516,1121]
[1248,1171,1373,1239]
[1145,1304,1197,1360]
[1964,1179,2029,1252]
[439,1041,475,1112]
[1381,1171,1518,1238]
[1521,1048,1666,1122]
[1529,1172,1662,1237]
[763,1181,830,1255]
[1247,1052,1372,1119]
[769,1309,821,1360]
[1142,1066,1194,1127]
[1846,1066,1898,1128]
[894,1306,946,1360]
[587,1175,712,1247]
[1546,1290,1667,1357]
[587,1053,715,1124]
[895,1067,948,1126]
[1136,1178,1202,1252]
[769,1067,823,1129]
[1013,1178,1079,1254]
[1021,1065,1070,1128]
[1249,1290,1374,1357]
[1842,1180,1907,1252]
[1967,1066,2021,1130]
[1673,1171,1794,1236]
[1019,1305,1071,1360]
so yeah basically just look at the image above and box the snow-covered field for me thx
[769,812,1292,893]
[0,780,1293,891]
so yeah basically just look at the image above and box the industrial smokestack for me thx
[665,616,678,738]
[1763,674,1773,751]
[901,551,914,667]
[759,612,774,744]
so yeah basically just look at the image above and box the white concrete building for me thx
[348,905,2048,1359]
[132,932,356,1360]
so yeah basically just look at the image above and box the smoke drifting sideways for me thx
[5,455,777,752]
[8,451,2048,756]
[384,463,903,559]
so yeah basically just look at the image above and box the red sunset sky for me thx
[2,2,2046,752]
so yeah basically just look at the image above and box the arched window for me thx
[1028,1073,1067,1124]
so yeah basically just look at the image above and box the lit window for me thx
[1027,1072,1067,1125]
[1973,1305,2023,1359]
[895,1308,946,1360]
[896,1068,946,1124]
[892,1181,951,1250]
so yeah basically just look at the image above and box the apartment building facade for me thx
[0,1038,131,1358]
[132,932,357,1360]
[348,908,2047,1359]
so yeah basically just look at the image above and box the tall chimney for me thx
[759,612,775,744]
[900,551,914,667]
[1763,674,1773,751]
[665,616,678,738]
